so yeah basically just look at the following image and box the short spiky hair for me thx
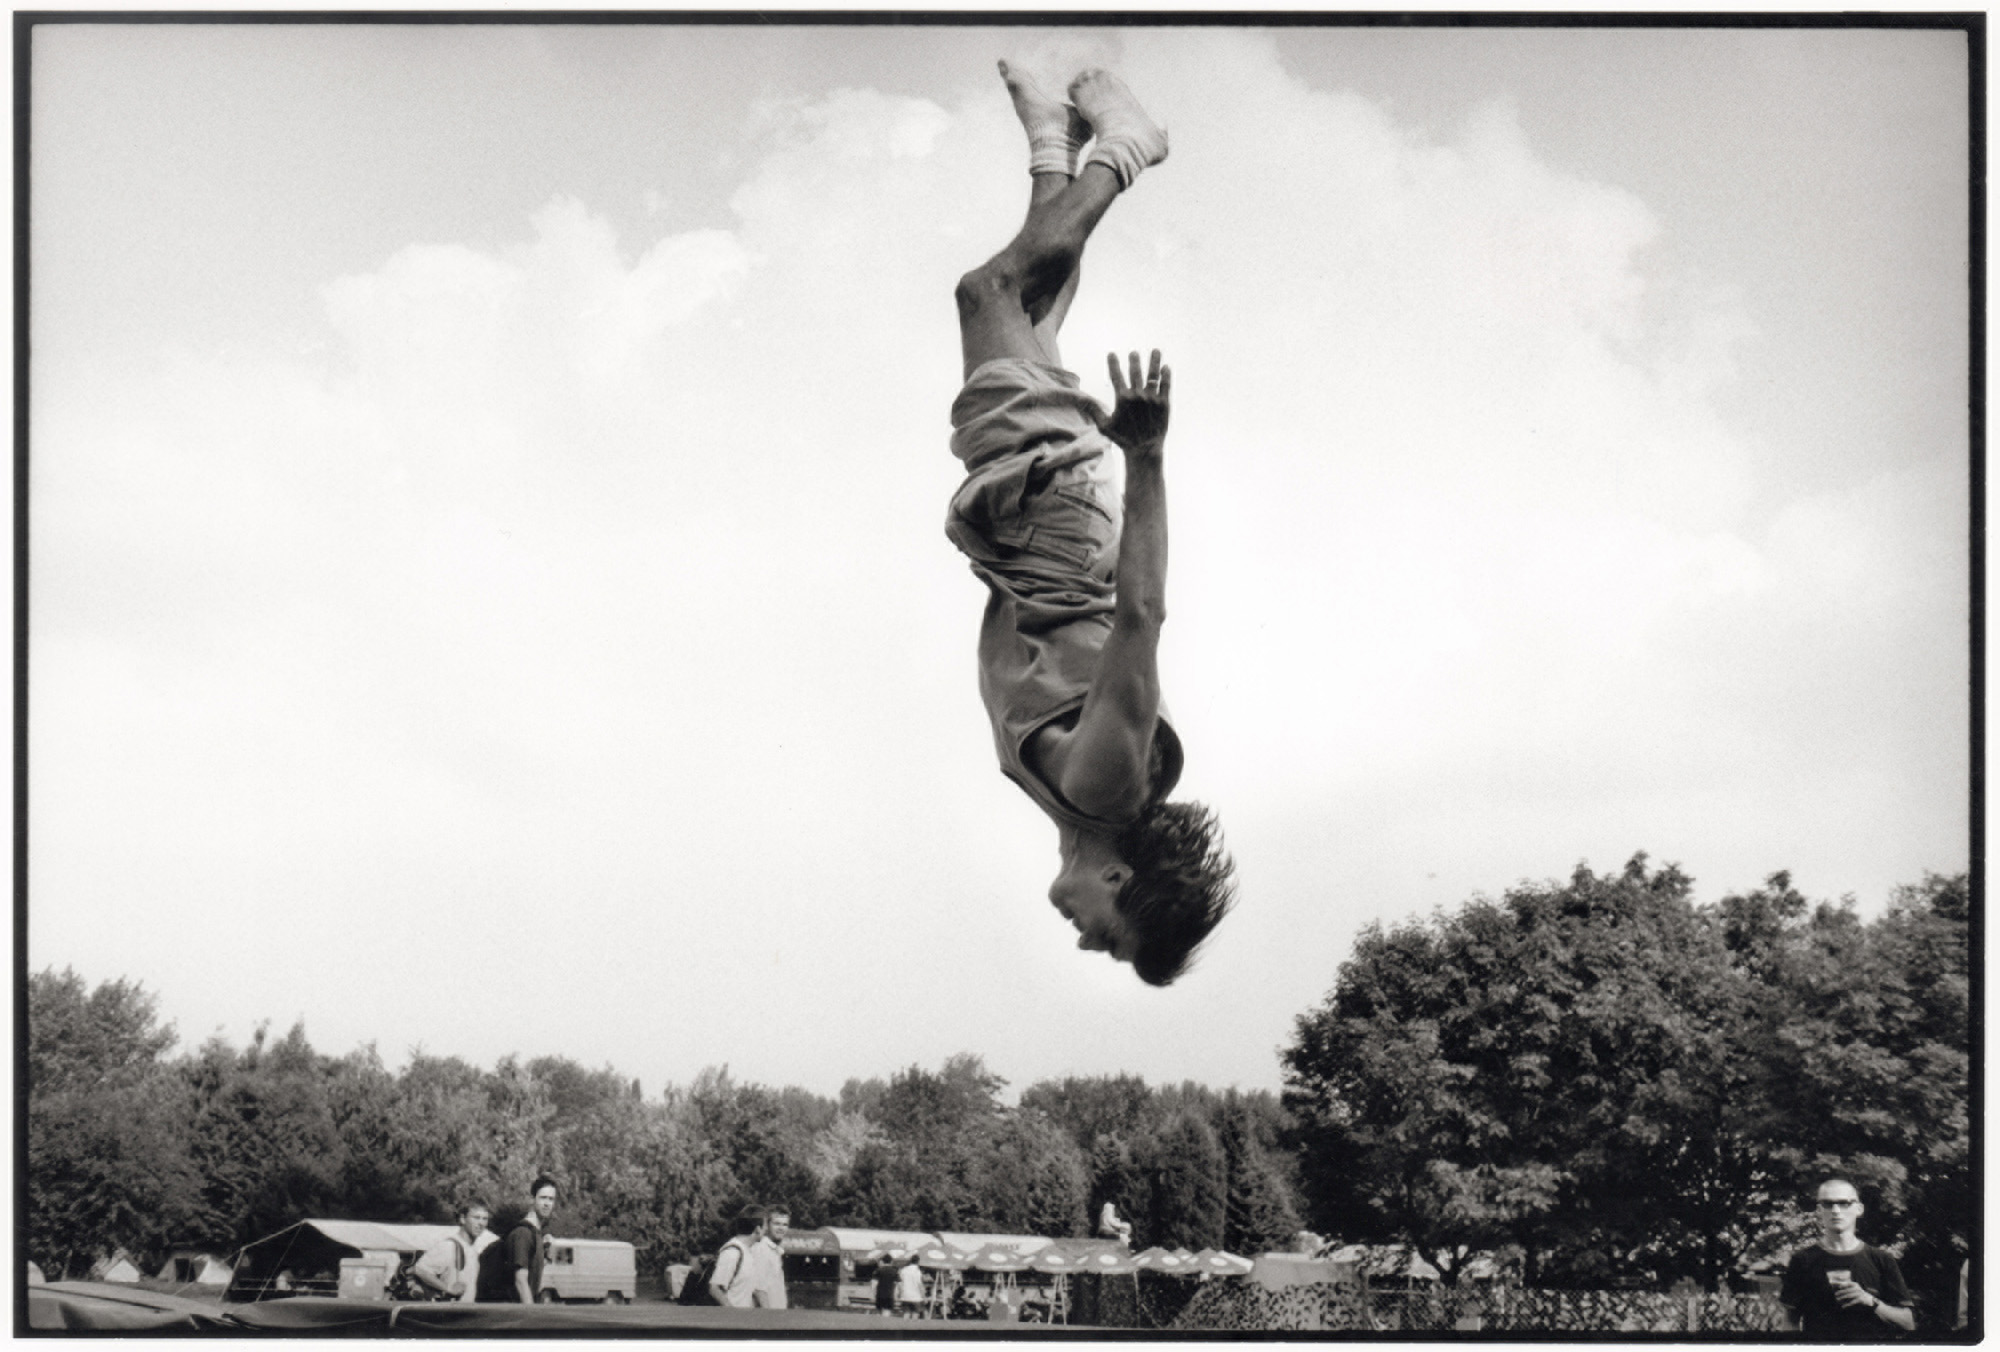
[1114,800,1236,986]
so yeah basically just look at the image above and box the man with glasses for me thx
[1779,1178,1915,1337]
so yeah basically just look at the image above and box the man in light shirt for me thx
[410,1200,493,1302]
[747,1206,790,1310]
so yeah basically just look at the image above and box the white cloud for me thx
[31,30,1965,1092]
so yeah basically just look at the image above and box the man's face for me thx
[766,1212,790,1245]
[532,1186,558,1223]
[462,1207,490,1238]
[1814,1183,1862,1241]
[1049,852,1139,964]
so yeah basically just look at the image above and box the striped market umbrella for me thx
[969,1245,1030,1273]
[908,1240,971,1270]
[1028,1248,1089,1276]
[1077,1247,1139,1276]
[1189,1249,1255,1276]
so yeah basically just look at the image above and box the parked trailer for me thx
[540,1239,637,1304]
[782,1227,935,1311]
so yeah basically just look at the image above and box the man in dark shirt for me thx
[1779,1178,1915,1338]
[477,1175,557,1303]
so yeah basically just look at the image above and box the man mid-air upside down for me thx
[947,63,1235,985]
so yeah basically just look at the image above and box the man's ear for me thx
[1102,862,1130,889]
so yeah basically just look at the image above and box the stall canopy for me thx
[968,1245,1030,1272]
[1134,1247,1197,1273]
[1072,1247,1139,1276]
[1250,1253,1362,1290]
[906,1240,970,1270]
[934,1232,1049,1255]
[1189,1249,1255,1276]
[786,1227,933,1259]
[226,1220,460,1300]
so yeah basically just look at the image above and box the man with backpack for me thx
[410,1199,493,1302]
[477,1176,558,1303]
[704,1207,770,1307]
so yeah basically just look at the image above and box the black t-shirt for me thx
[477,1221,547,1303]
[875,1266,898,1309]
[1780,1243,1910,1339]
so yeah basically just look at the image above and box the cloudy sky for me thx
[29,21,1970,1099]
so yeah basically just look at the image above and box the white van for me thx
[539,1239,638,1304]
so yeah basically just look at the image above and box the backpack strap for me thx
[712,1238,749,1291]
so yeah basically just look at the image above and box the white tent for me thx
[87,1250,143,1283]
[157,1249,234,1286]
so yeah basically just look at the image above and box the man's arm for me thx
[1838,1256,1916,1333]
[1834,1283,1915,1332]
[509,1228,536,1304]
[408,1247,453,1297]
[1048,350,1172,820]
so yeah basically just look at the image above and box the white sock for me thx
[1001,60,1091,177]
[1070,68,1168,190]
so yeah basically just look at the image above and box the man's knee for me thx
[955,262,1019,319]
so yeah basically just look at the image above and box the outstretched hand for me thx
[1097,349,1171,454]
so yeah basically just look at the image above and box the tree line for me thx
[30,855,1966,1319]
[26,979,1301,1282]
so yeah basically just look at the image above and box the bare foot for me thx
[1000,59,1091,151]
[1069,68,1167,187]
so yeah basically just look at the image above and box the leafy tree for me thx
[323,1045,425,1222]
[972,1110,1090,1236]
[1087,1133,1150,1243]
[1738,872,1971,1321]
[1019,1074,1155,1152]
[837,1076,887,1118]
[29,969,177,1093]
[1283,856,1753,1285]
[528,1056,657,1240]
[847,1054,1008,1230]
[381,1052,511,1220]
[676,1067,827,1226]
[807,1110,884,1191]
[1283,858,1970,1296]
[825,1138,924,1231]
[477,1055,561,1202]
[26,970,203,1277]
[181,1023,348,1246]
[1131,1111,1227,1250]
[1217,1095,1302,1255]
[654,1077,747,1257]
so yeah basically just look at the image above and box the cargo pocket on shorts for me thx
[1021,483,1115,570]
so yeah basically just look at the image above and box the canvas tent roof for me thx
[157,1250,233,1284]
[87,1251,143,1283]
[934,1232,1051,1254]
[228,1219,462,1299]
[796,1227,936,1255]
[272,1220,459,1254]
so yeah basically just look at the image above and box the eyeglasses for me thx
[1815,1199,1860,1209]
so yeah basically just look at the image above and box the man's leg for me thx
[956,65,1166,379]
